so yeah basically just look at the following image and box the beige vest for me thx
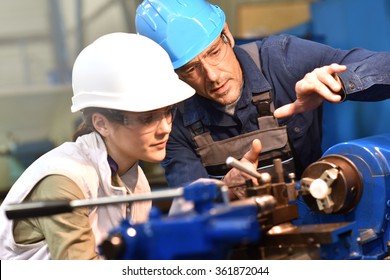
[0,132,151,259]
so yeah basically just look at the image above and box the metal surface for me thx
[300,154,363,214]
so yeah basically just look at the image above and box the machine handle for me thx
[5,200,73,220]
[226,156,271,184]
[5,188,184,220]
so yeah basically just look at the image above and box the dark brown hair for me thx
[72,107,124,141]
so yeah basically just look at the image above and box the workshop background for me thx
[0,0,390,200]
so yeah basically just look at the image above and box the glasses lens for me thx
[169,105,177,122]
[123,105,176,132]
[204,35,228,66]
[177,34,228,79]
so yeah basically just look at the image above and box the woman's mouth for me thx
[152,141,167,149]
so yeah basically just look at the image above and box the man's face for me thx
[176,34,243,106]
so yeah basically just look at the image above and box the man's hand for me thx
[223,139,262,188]
[274,63,347,118]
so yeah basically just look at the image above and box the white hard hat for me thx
[71,32,195,112]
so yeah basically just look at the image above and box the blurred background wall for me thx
[0,0,140,195]
[0,0,389,197]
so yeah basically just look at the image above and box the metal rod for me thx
[71,188,183,208]
[226,156,263,178]
[5,187,184,220]
[226,156,271,184]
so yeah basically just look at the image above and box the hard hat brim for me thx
[71,77,194,113]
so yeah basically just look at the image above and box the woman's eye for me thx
[138,114,154,125]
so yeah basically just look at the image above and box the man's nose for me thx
[199,60,219,81]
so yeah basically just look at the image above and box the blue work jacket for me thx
[162,34,390,187]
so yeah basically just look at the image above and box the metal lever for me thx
[226,156,271,184]
[5,188,184,220]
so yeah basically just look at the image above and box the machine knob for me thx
[309,178,330,199]
[300,154,363,214]
[99,233,125,260]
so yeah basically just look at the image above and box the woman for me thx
[0,32,195,259]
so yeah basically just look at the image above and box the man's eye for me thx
[209,48,221,58]
[185,65,197,74]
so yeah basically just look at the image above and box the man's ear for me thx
[92,113,110,137]
[222,23,235,48]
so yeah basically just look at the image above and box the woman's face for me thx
[94,106,174,174]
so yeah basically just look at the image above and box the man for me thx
[135,0,390,193]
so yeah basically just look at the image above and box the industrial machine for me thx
[257,133,390,260]
[4,134,390,260]
[99,180,275,260]
[5,177,274,260]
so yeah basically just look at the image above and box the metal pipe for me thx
[226,156,271,184]
[5,187,184,220]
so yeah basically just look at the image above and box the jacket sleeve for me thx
[262,34,390,103]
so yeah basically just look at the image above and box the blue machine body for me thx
[297,133,390,259]
[99,180,261,260]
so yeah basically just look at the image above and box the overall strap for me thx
[239,41,278,130]
[239,41,261,70]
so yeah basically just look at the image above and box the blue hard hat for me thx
[136,0,226,69]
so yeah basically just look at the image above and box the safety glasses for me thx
[176,34,229,80]
[121,105,177,133]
